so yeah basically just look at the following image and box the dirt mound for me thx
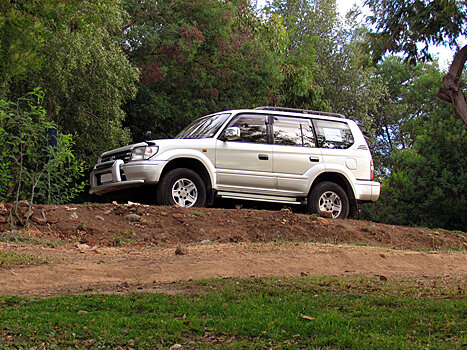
[1,202,465,251]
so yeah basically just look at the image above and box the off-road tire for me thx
[308,181,349,219]
[157,168,206,207]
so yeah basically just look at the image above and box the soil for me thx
[1,202,466,296]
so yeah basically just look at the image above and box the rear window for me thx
[313,119,354,149]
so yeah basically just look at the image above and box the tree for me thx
[362,106,467,231]
[371,57,445,171]
[2,0,139,162]
[361,59,466,230]
[264,0,330,111]
[122,0,283,140]
[265,0,388,121]
[365,0,467,126]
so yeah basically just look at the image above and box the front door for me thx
[216,113,274,193]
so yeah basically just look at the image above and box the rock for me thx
[47,217,59,224]
[103,209,112,215]
[172,213,183,219]
[300,272,308,276]
[0,203,7,214]
[18,200,29,207]
[379,275,388,281]
[69,212,79,220]
[200,239,210,244]
[125,213,141,222]
[112,201,119,206]
[95,215,105,221]
[318,210,333,218]
[160,211,169,216]
[170,344,183,350]
[75,243,90,250]
[31,216,47,225]
[90,246,101,253]
[316,217,329,225]
[77,310,88,315]
[175,246,188,255]
[199,228,205,234]
[118,281,130,288]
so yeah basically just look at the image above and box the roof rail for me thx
[254,106,345,119]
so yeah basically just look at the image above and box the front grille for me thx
[101,150,132,163]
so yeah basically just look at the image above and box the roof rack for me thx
[254,106,345,119]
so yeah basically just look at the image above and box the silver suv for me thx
[90,107,380,218]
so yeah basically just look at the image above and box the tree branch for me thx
[437,44,467,127]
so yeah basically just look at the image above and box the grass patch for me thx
[0,251,48,268]
[0,230,65,248]
[1,276,466,349]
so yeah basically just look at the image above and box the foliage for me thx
[264,0,387,133]
[2,0,139,162]
[122,0,283,140]
[0,89,84,205]
[371,57,445,170]
[0,0,44,92]
[1,276,465,348]
[363,105,467,231]
[263,0,329,111]
[365,0,467,63]
[363,0,467,127]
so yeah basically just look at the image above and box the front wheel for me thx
[157,168,206,207]
[308,181,349,219]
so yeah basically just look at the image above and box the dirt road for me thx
[1,242,466,296]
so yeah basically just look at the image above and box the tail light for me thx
[370,159,375,181]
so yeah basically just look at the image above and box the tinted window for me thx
[229,114,268,143]
[313,119,354,149]
[273,116,316,147]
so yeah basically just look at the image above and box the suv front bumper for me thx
[89,159,165,195]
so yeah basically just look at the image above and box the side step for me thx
[217,191,306,205]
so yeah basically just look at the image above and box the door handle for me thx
[309,156,320,162]
[258,154,269,160]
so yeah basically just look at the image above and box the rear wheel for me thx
[157,168,206,207]
[308,181,349,219]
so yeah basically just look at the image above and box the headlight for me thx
[130,146,159,161]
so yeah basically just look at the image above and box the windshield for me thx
[176,113,231,139]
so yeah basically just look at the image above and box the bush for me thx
[0,89,84,206]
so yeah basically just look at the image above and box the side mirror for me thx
[143,130,152,141]
[223,126,241,141]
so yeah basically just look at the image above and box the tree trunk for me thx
[437,44,467,127]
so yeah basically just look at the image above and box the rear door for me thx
[272,115,322,194]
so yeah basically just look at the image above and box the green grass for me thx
[0,251,48,268]
[1,276,466,349]
[0,230,65,247]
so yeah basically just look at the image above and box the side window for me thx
[313,119,354,149]
[229,114,268,143]
[273,116,316,147]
